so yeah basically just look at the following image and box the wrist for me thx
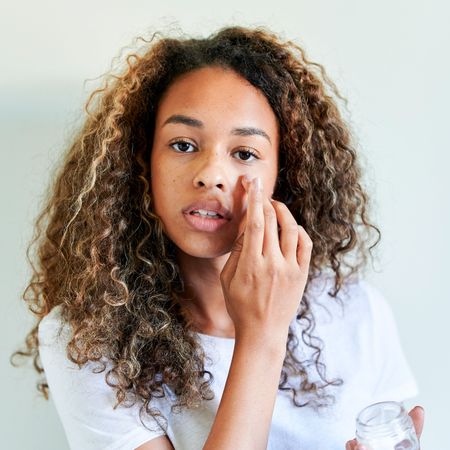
[235,328,288,355]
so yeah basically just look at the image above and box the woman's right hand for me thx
[220,175,313,341]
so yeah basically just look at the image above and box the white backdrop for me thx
[1,0,448,448]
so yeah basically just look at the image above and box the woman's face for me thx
[150,65,279,258]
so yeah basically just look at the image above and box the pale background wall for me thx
[1,0,448,448]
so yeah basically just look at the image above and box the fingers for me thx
[345,439,355,450]
[241,176,265,260]
[270,199,300,262]
[271,200,313,269]
[345,439,367,450]
[221,228,245,284]
[297,225,313,271]
[241,177,285,259]
[262,196,281,257]
[409,405,425,440]
[240,176,312,267]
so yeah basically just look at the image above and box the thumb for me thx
[221,228,245,281]
[230,211,247,257]
[408,405,425,440]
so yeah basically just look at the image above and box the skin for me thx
[150,65,280,337]
[148,65,426,448]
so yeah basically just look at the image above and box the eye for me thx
[170,139,196,153]
[234,149,260,162]
[169,140,260,162]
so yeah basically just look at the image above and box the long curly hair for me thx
[11,25,381,430]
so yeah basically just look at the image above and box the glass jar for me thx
[355,401,419,450]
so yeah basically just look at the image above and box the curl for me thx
[11,25,381,427]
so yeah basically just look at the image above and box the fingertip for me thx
[346,440,357,450]
[354,443,367,450]
[269,198,284,208]
[241,174,252,190]
[410,405,425,416]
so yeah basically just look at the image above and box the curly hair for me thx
[11,25,381,431]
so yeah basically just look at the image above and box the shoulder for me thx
[38,304,74,361]
[306,273,388,326]
[37,305,169,449]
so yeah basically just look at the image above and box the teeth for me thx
[191,209,222,218]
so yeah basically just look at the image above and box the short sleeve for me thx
[38,307,167,450]
[364,282,419,404]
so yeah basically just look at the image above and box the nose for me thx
[192,152,228,191]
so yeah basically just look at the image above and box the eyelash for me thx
[169,139,260,162]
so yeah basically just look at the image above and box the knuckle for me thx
[305,238,313,249]
[253,192,262,203]
[277,201,291,213]
[240,267,260,284]
[272,199,286,208]
[248,220,263,230]
[240,272,254,285]
[299,226,313,245]
[287,265,300,277]
[266,265,281,278]
[264,211,276,222]
[285,224,299,234]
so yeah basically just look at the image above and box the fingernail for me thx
[243,174,252,182]
[254,176,261,191]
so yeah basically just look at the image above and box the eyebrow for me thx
[162,114,272,144]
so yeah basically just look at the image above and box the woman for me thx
[11,25,424,449]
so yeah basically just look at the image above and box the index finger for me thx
[240,176,265,261]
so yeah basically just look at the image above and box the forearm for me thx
[202,331,287,450]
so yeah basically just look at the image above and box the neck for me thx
[175,248,235,338]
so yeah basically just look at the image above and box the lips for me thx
[183,212,229,232]
[182,199,232,220]
[182,198,233,233]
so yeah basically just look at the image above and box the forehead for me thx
[155,66,279,137]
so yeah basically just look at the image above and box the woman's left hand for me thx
[345,405,425,449]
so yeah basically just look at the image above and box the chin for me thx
[175,240,233,259]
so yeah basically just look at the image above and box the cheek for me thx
[150,153,167,205]
[150,172,181,220]
[152,181,166,212]
[260,173,277,199]
[150,170,166,215]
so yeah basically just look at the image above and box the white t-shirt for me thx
[38,277,419,450]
